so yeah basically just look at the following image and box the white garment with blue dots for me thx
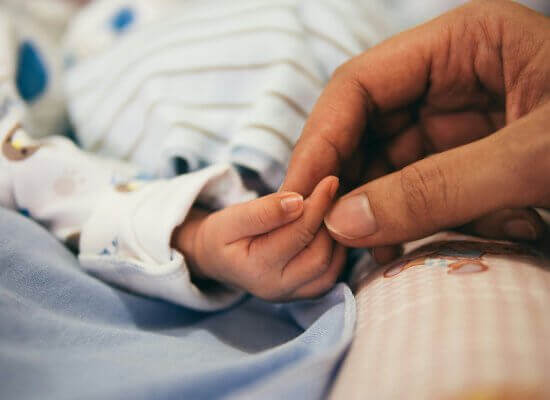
[0,0,392,310]
[0,0,80,137]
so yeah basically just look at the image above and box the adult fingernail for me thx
[324,193,377,239]
[329,177,340,199]
[504,219,537,240]
[281,193,303,213]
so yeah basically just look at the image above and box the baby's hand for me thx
[172,177,345,301]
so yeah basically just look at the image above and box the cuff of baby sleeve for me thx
[79,164,255,311]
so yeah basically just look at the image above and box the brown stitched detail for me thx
[303,26,356,58]
[245,123,294,150]
[121,100,251,159]
[120,93,308,159]
[72,26,317,97]
[266,90,308,119]
[65,231,81,253]
[174,102,251,109]
[167,59,323,86]
[315,0,374,49]
[172,121,227,143]
[71,3,296,76]
[122,121,227,161]
[3,122,21,141]
[89,59,322,152]
[2,123,41,161]
[151,4,297,38]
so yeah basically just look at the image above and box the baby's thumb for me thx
[324,119,541,248]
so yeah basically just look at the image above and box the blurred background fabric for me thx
[0,0,547,140]
[383,0,550,32]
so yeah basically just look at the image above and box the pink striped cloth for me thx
[332,233,550,399]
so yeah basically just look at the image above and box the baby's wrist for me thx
[171,207,212,280]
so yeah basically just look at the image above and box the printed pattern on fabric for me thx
[331,235,550,400]
[0,119,252,309]
[382,240,540,278]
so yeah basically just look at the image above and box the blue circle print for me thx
[16,41,48,103]
[111,7,135,33]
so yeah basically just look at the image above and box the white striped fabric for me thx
[63,0,391,188]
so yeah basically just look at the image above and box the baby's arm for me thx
[0,102,255,311]
[0,14,255,311]
[1,116,341,305]
[172,176,347,301]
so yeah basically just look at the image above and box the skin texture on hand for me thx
[172,176,346,301]
[281,0,550,258]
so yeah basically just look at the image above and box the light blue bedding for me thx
[0,208,355,400]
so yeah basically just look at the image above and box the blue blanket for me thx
[0,208,355,399]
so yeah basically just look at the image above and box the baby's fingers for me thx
[217,192,304,243]
[280,227,333,290]
[250,176,339,266]
[290,244,347,300]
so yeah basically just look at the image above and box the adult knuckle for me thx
[400,159,452,227]
[515,110,550,203]
[331,61,351,80]
[331,58,364,85]
[400,164,431,220]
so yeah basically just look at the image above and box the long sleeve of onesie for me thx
[0,79,253,311]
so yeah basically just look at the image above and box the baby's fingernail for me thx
[281,194,303,213]
[504,218,537,240]
[325,192,377,239]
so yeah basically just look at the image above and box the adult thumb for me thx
[324,112,547,248]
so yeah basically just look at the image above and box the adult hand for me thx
[281,0,550,260]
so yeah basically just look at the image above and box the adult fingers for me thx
[372,246,403,265]
[289,244,347,300]
[324,105,550,248]
[281,19,434,195]
[369,209,545,267]
[461,208,546,241]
